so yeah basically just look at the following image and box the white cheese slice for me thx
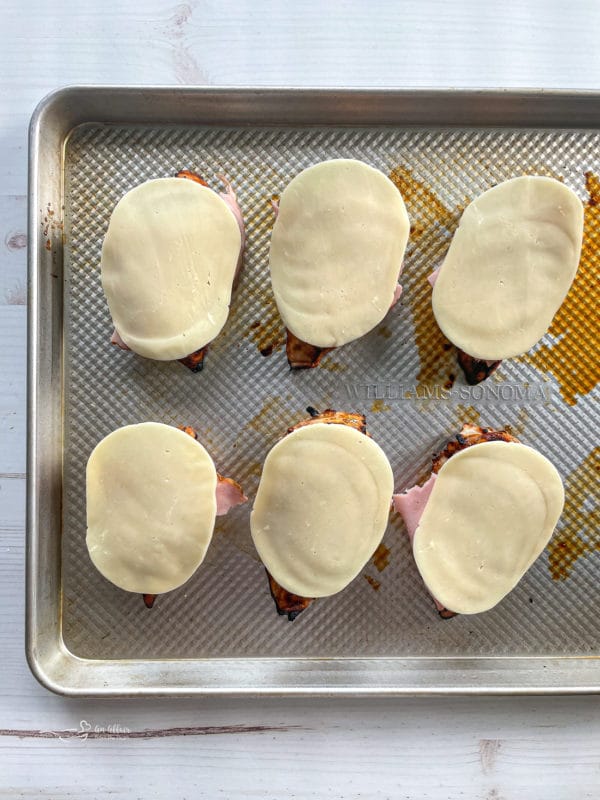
[432,176,583,360]
[268,159,410,348]
[101,178,242,360]
[86,422,217,594]
[250,422,394,597]
[412,441,564,614]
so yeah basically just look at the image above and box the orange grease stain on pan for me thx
[246,461,263,477]
[377,325,393,340]
[504,407,529,438]
[247,297,286,357]
[390,165,599,403]
[454,404,481,426]
[548,447,600,580]
[318,360,348,373]
[523,172,600,405]
[390,166,462,231]
[372,543,391,572]
[237,193,286,358]
[370,398,390,413]
[388,166,461,389]
[364,574,381,591]
[244,395,286,438]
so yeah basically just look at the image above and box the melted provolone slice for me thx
[101,178,242,360]
[412,441,564,614]
[86,422,217,594]
[432,176,583,360]
[269,159,410,348]
[250,423,394,597]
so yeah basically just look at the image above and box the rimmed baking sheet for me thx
[27,87,599,695]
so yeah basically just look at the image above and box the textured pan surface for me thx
[61,123,599,660]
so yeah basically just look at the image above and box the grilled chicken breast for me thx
[429,176,583,384]
[269,159,409,369]
[86,423,247,609]
[105,170,245,371]
[254,407,392,620]
[393,424,563,617]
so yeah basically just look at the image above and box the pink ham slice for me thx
[391,283,403,307]
[216,175,245,277]
[110,171,245,368]
[392,475,455,618]
[216,475,248,515]
[427,269,439,288]
[110,328,129,351]
[178,425,247,515]
[392,474,436,544]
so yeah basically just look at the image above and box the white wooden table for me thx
[2,1,600,796]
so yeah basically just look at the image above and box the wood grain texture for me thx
[1,698,600,798]
[2,0,600,796]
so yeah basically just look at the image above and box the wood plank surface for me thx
[1,1,599,796]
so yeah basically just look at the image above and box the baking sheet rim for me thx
[26,85,600,696]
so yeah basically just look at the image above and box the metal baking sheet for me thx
[27,87,600,695]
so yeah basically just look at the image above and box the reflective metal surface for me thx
[28,87,600,695]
